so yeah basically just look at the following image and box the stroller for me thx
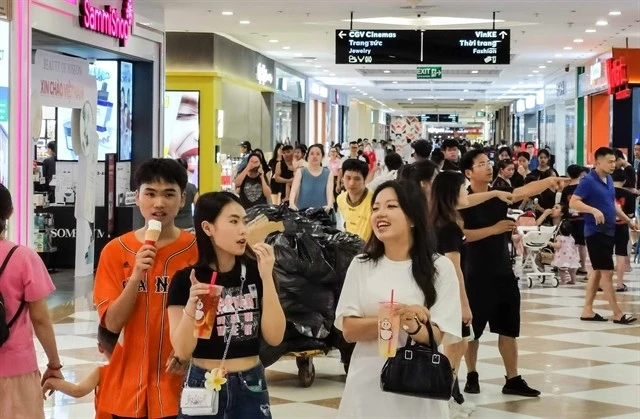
[521,225,560,288]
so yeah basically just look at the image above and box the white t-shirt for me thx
[366,169,398,193]
[341,155,368,165]
[335,255,461,418]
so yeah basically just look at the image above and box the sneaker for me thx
[448,399,471,419]
[502,375,541,397]
[464,371,480,394]
[458,399,476,414]
[452,376,465,404]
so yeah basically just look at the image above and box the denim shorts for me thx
[178,363,271,419]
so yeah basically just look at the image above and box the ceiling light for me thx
[564,46,573,50]
[269,39,279,43]
[596,20,608,26]
[351,86,357,89]
[459,98,465,101]
[539,65,546,69]
[527,74,533,77]
[533,70,539,73]
[239,20,251,24]
[314,65,322,68]
[392,81,398,84]
[221,11,234,16]
[547,60,553,63]
[383,70,391,74]
[609,11,621,16]
[323,69,330,73]
[363,93,368,96]
[518,81,524,85]
[471,70,479,74]
[555,53,563,57]
[407,98,413,101]
[585,29,596,33]
[573,38,584,43]
[282,46,291,50]
[463,89,469,92]
[329,73,336,76]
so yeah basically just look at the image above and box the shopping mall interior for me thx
[0,0,639,418]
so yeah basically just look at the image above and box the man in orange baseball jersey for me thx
[94,159,198,419]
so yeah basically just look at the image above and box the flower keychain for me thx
[204,368,228,392]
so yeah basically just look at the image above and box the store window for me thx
[0,20,9,186]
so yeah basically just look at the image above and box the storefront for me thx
[330,90,350,144]
[543,72,579,171]
[512,97,542,146]
[7,0,164,277]
[0,17,9,189]
[580,53,612,165]
[166,32,276,193]
[275,66,306,145]
[307,80,329,145]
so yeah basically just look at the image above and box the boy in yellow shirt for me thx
[336,159,372,241]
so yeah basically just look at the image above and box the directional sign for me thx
[417,66,442,79]
[335,29,510,65]
[421,114,459,123]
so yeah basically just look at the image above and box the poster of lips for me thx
[164,91,200,187]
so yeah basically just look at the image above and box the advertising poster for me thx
[164,91,199,187]
[0,20,9,186]
[119,62,133,160]
[56,60,119,161]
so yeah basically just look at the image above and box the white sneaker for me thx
[459,400,476,414]
[449,399,471,419]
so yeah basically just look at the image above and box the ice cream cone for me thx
[145,220,162,245]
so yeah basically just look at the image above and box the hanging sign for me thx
[79,0,134,47]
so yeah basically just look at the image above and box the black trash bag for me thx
[267,232,338,285]
[259,325,329,368]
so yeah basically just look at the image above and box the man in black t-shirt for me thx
[615,149,637,191]
[459,149,567,398]
[441,139,461,171]
[613,169,636,292]
[560,165,589,274]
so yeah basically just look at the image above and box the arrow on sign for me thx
[339,31,346,39]
[499,31,508,39]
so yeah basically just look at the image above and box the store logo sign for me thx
[256,63,273,86]
[606,57,631,100]
[79,0,134,47]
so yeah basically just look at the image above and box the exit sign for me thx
[417,66,442,79]
[476,111,486,117]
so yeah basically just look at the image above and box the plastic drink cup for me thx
[194,284,223,339]
[378,302,400,358]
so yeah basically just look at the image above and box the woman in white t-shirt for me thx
[335,180,462,419]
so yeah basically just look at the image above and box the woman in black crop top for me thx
[167,192,285,419]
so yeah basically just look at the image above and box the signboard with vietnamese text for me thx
[336,29,511,65]
[33,50,95,109]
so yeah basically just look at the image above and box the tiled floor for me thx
[41,269,640,419]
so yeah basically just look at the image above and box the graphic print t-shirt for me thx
[240,175,268,209]
[615,187,636,223]
[168,258,264,360]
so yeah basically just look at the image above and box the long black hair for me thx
[430,171,466,229]
[193,192,254,268]
[252,149,271,174]
[0,184,12,236]
[361,180,438,308]
[399,159,439,185]
[268,143,283,170]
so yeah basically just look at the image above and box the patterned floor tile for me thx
[548,347,640,364]
[565,385,640,410]
[484,372,624,395]
[483,395,640,418]
[481,353,609,372]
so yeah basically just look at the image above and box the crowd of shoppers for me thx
[4,136,640,419]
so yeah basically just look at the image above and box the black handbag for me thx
[380,322,454,400]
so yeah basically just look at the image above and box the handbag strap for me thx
[0,246,25,328]
[404,320,438,352]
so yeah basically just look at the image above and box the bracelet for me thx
[182,308,196,320]
[47,363,63,370]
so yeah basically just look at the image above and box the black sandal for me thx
[616,284,629,292]
[613,314,637,325]
[580,313,608,322]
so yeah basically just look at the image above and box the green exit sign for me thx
[417,66,442,79]
[476,111,486,117]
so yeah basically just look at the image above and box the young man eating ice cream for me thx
[94,158,198,419]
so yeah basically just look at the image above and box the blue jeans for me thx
[178,363,272,419]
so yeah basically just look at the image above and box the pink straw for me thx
[388,289,394,354]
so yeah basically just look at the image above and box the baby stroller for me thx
[508,210,536,268]
[521,225,559,288]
